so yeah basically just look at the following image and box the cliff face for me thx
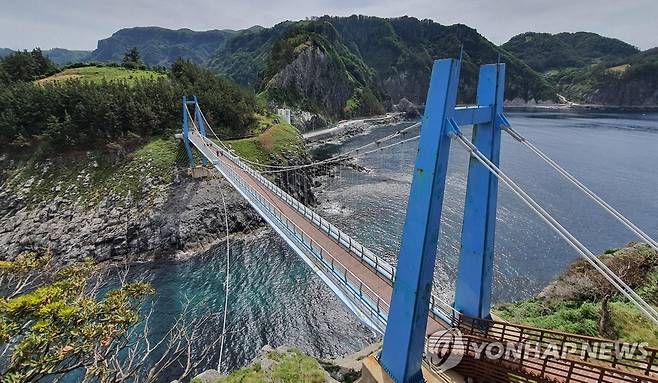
[0,168,261,263]
[208,16,556,121]
[265,46,353,117]
[583,77,658,106]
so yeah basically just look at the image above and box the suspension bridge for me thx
[179,58,658,383]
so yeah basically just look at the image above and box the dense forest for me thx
[0,50,259,153]
[209,15,556,117]
[501,32,640,73]
[502,31,658,105]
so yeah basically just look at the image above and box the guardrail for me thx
[193,130,459,327]
[456,316,658,379]
[189,133,390,330]
[430,331,658,383]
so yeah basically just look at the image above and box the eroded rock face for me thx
[583,78,658,106]
[0,175,262,263]
[381,70,429,107]
[538,242,658,302]
[290,109,328,132]
[266,46,353,117]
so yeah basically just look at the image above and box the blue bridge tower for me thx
[379,58,507,382]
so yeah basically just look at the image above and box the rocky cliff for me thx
[0,163,261,263]
[495,243,658,343]
[265,46,354,118]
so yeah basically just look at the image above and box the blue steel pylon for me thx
[453,64,506,319]
[378,58,506,383]
[182,96,207,167]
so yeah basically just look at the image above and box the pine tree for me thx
[122,47,142,68]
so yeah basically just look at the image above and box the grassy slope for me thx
[3,137,184,209]
[226,116,305,165]
[35,66,165,85]
[195,349,326,383]
[495,244,658,345]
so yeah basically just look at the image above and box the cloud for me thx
[0,0,655,50]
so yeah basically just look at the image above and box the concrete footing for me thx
[360,356,463,383]
[188,166,211,178]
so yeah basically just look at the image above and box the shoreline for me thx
[302,112,407,141]
[506,103,658,113]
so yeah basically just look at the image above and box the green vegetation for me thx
[208,15,556,119]
[89,26,236,66]
[496,299,601,336]
[0,253,154,381]
[227,118,304,165]
[198,349,327,383]
[495,243,658,345]
[3,136,186,208]
[548,48,658,104]
[0,48,59,85]
[501,31,658,105]
[36,65,165,85]
[501,32,639,73]
[0,58,259,151]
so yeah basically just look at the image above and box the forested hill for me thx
[0,47,92,65]
[501,32,640,72]
[501,31,658,106]
[87,27,238,66]
[208,15,555,118]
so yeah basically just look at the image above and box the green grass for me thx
[271,350,326,383]
[495,299,601,337]
[4,137,184,209]
[200,349,326,383]
[36,66,165,85]
[609,302,658,345]
[226,119,304,165]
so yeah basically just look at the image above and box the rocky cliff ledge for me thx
[191,343,379,383]
[0,166,261,264]
[495,242,658,343]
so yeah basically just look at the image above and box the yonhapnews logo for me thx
[426,327,649,372]
[425,328,464,372]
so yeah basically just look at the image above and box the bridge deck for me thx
[189,130,445,335]
[187,130,658,383]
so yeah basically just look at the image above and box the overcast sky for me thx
[0,0,656,51]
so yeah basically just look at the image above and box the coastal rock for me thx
[192,369,223,383]
[392,98,421,118]
[290,109,329,132]
[0,174,262,263]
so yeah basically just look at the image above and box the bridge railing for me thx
[430,331,658,383]
[456,315,658,378]
[194,130,460,328]
[188,132,390,330]
[200,134,397,281]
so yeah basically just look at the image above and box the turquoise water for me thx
[142,111,658,380]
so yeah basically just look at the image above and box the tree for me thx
[0,48,58,83]
[0,252,222,382]
[122,47,142,68]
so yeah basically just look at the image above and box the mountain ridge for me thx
[208,15,556,119]
[4,18,656,111]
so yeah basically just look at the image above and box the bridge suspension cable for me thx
[452,131,658,326]
[198,106,420,172]
[503,125,658,253]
